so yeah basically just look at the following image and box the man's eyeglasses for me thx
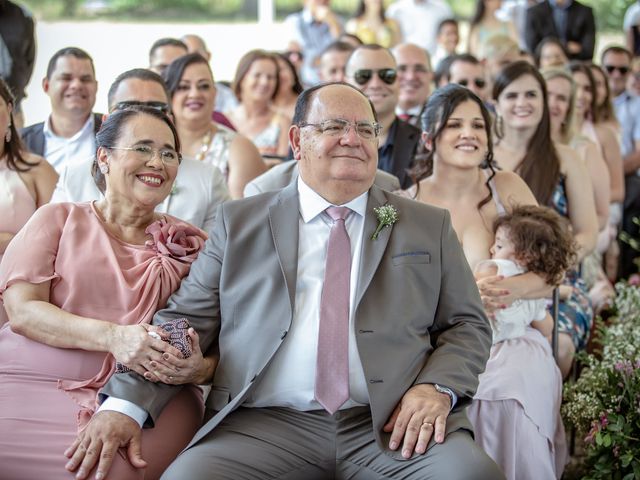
[604,65,630,76]
[353,68,397,86]
[456,78,486,89]
[299,119,381,140]
[106,145,182,165]
[111,100,171,115]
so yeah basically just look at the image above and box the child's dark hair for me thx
[493,205,577,285]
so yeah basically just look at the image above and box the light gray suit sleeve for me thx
[99,203,228,425]
[203,169,230,234]
[413,210,492,406]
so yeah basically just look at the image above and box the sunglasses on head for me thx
[112,100,171,115]
[353,68,397,86]
[604,65,630,75]
[457,78,486,89]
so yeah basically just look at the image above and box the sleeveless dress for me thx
[397,173,566,479]
[186,123,237,181]
[0,202,207,479]
[549,177,594,351]
[251,113,284,156]
[349,19,397,47]
[469,175,567,480]
[0,161,36,325]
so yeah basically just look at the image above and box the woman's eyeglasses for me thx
[106,145,181,165]
[352,68,397,86]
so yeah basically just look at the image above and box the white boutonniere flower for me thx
[371,204,399,240]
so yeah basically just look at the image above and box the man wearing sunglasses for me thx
[601,45,640,279]
[50,68,230,233]
[392,43,433,128]
[446,54,488,102]
[345,45,421,189]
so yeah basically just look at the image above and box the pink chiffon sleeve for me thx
[0,203,70,299]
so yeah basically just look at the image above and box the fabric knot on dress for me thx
[145,218,205,258]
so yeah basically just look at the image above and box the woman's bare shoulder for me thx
[492,170,538,207]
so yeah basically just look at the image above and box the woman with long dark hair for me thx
[398,84,567,479]
[492,61,598,378]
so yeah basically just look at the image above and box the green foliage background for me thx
[19,0,635,31]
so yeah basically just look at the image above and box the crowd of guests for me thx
[1,0,640,479]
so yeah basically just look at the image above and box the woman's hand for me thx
[108,324,182,378]
[476,274,511,316]
[144,328,218,385]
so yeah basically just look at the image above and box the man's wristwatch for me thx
[433,383,456,408]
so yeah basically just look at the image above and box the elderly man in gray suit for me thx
[66,82,501,480]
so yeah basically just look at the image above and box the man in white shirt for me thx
[20,47,100,174]
[386,0,453,56]
[66,82,499,480]
[51,68,229,232]
[392,43,433,127]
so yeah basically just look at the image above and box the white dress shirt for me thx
[100,177,370,425]
[43,114,97,174]
[387,0,453,55]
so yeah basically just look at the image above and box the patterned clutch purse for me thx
[115,318,193,374]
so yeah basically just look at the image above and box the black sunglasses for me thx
[112,100,171,115]
[353,68,397,86]
[457,78,486,89]
[604,65,630,75]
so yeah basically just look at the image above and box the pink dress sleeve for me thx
[0,203,70,298]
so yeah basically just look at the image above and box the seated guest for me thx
[51,68,230,230]
[148,37,187,76]
[446,54,489,103]
[477,34,520,92]
[226,50,291,160]
[492,61,598,377]
[273,52,304,124]
[345,0,401,48]
[67,81,501,480]
[392,43,433,127]
[180,34,239,122]
[432,18,460,69]
[397,84,566,479]
[345,45,421,188]
[0,106,212,479]
[20,47,101,174]
[318,40,354,83]
[244,158,400,196]
[0,78,58,325]
[535,37,569,69]
[164,54,267,198]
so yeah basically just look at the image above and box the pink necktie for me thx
[315,206,351,414]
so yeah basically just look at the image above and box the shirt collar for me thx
[301,8,315,24]
[297,175,368,223]
[549,0,572,10]
[43,114,95,141]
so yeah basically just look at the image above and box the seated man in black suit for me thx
[345,44,421,189]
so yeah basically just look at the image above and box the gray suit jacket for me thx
[101,182,491,457]
[243,160,401,197]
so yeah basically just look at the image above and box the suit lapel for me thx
[268,182,300,313]
[355,185,392,309]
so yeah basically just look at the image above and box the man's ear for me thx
[42,77,49,94]
[289,125,302,160]
[421,131,433,151]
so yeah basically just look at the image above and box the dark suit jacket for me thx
[385,118,421,190]
[525,0,595,61]
[19,112,103,156]
[101,182,491,457]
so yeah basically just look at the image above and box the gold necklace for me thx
[195,127,214,162]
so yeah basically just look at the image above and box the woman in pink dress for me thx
[0,106,214,479]
[0,78,57,324]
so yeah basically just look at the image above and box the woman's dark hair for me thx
[163,52,213,100]
[534,37,568,68]
[275,52,303,95]
[232,49,280,102]
[568,61,598,122]
[0,78,36,172]
[92,105,181,193]
[469,0,487,27]
[493,205,577,285]
[412,83,496,210]
[354,0,386,22]
[493,61,560,206]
